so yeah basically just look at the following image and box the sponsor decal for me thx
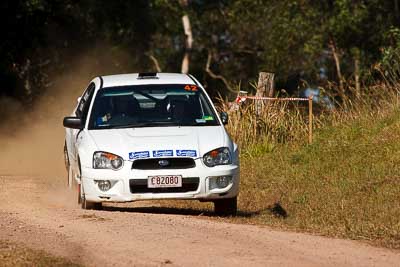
[202,115,214,121]
[153,150,173,157]
[129,151,150,160]
[176,150,197,157]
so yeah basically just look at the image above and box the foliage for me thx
[1,0,400,104]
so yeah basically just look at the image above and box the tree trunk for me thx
[354,53,361,98]
[148,54,162,72]
[255,72,275,115]
[329,38,344,97]
[181,10,193,74]
[205,50,235,92]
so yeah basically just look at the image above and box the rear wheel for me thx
[214,197,237,216]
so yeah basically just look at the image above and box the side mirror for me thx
[63,116,83,129]
[220,112,229,125]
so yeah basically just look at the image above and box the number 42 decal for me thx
[184,85,198,91]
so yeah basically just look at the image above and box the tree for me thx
[2,0,400,104]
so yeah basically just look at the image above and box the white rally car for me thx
[63,72,239,215]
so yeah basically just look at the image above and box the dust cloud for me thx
[0,48,136,181]
[0,66,85,179]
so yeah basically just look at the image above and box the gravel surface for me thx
[0,175,399,267]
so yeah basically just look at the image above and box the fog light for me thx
[95,180,111,192]
[216,176,230,188]
[209,176,232,190]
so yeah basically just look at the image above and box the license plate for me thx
[148,175,182,188]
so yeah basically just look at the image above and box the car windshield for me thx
[88,84,220,129]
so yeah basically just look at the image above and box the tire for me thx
[214,197,237,216]
[80,184,102,210]
[77,182,82,204]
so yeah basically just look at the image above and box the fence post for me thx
[308,96,313,144]
[255,72,275,115]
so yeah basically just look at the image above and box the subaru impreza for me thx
[63,72,239,215]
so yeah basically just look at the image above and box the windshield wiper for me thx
[95,121,219,129]
[111,121,182,129]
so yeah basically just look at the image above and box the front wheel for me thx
[80,184,102,210]
[77,182,82,204]
[214,197,237,216]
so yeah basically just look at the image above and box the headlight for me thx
[93,152,124,170]
[203,147,231,167]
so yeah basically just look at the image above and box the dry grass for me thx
[221,100,312,148]
[0,240,81,267]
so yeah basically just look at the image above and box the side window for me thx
[75,83,95,123]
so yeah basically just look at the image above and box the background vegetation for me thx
[1,0,400,103]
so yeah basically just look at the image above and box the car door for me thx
[66,83,96,168]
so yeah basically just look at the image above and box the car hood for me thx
[88,126,226,160]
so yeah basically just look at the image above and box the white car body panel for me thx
[101,73,195,88]
[64,73,239,204]
[87,126,226,162]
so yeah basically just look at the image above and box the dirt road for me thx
[0,175,398,267]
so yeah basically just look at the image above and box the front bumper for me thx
[81,158,239,203]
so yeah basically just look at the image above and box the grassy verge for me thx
[237,107,400,249]
[159,105,400,249]
[0,240,81,267]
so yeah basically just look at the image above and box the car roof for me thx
[99,73,196,88]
